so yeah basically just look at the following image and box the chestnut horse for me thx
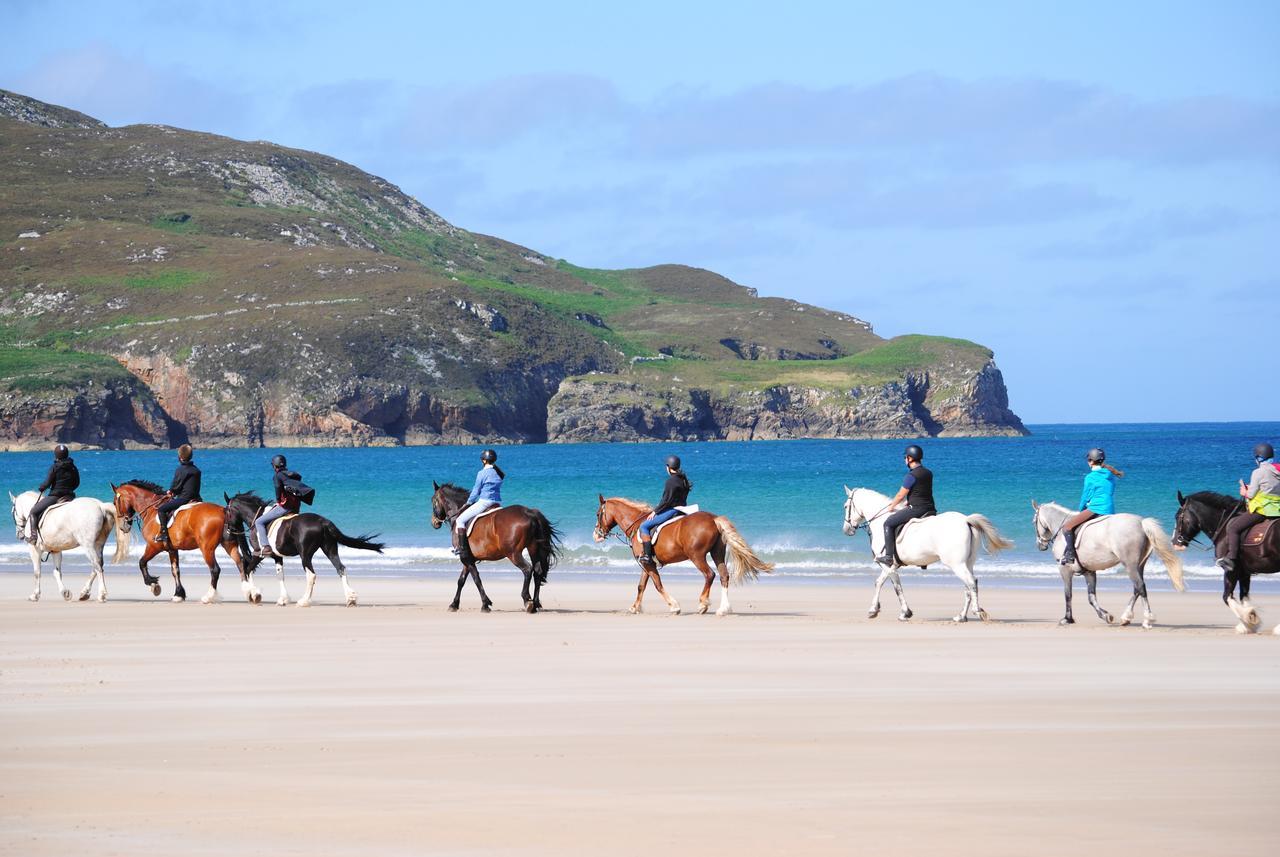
[430,482,561,613]
[593,495,774,615]
[111,480,258,604]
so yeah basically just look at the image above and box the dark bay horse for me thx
[594,495,774,615]
[225,492,384,607]
[430,482,561,613]
[1173,490,1280,634]
[112,480,255,603]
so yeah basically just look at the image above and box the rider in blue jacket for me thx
[454,449,504,563]
[1061,448,1123,566]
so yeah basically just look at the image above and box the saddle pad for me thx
[465,504,502,535]
[166,501,199,529]
[652,505,700,545]
[268,514,299,554]
[1242,518,1280,565]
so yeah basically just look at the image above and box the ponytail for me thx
[679,471,692,491]
[1102,463,1124,478]
[492,464,506,480]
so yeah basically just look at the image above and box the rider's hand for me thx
[1239,481,1249,498]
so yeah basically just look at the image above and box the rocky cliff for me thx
[0,89,1027,450]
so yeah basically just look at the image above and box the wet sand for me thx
[1,573,1277,856]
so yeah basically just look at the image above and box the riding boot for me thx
[641,540,656,565]
[875,531,896,566]
[1060,530,1077,566]
[457,532,476,565]
[154,520,171,546]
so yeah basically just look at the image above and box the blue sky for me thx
[4,1,1278,423]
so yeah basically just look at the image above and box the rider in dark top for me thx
[254,454,304,557]
[876,444,936,567]
[155,444,202,546]
[638,455,692,565]
[27,444,79,543]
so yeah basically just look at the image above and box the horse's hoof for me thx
[481,604,492,613]
[1119,616,1132,627]
[952,615,967,623]
[1103,613,1114,624]
[276,598,288,607]
[1244,610,1262,629]
[697,604,709,615]
[867,609,880,619]
[525,602,537,614]
[149,583,161,597]
[448,604,459,612]
[901,608,913,620]
[61,590,70,601]
[172,595,185,603]
[28,593,38,603]
[252,592,263,604]
[1272,624,1280,636]
[669,607,681,616]
[1142,621,1154,630]
[716,607,731,617]
[1235,622,1252,635]
[1059,617,1074,625]
[78,591,91,602]
[346,595,358,607]
[978,610,991,623]
[97,593,107,603]
[296,600,311,608]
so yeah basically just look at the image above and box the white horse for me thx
[842,487,1013,622]
[1031,501,1185,629]
[9,491,126,602]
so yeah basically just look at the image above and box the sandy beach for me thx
[1,572,1277,857]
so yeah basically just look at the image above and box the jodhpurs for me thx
[455,499,499,534]
[639,508,680,540]
[883,506,933,561]
[255,503,290,550]
[1220,512,1267,561]
[29,493,72,537]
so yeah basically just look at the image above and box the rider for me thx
[154,444,202,546]
[1060,448,1123,566]
[1217,442,1280,572]
[638,455,692,565]
[26,444,79,544]
[454,449,504,563]
[254,454,304,557]
[876,444,936,567]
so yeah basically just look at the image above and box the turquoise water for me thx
[3,422,1277,588]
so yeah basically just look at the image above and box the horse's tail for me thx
[714,516,775,585]
[966,514,1014,555]
[528,510,562,585]
[1142,517,1185,592]
[109,503,131,564]
[327,521,385,554]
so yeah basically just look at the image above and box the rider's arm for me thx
[1243,468,1264,499]
[887,486,909,509]
[466,471,484,505]
[1079,477,1092,511]
[37,464,55,493]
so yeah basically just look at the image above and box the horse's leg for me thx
[629,567,650,614]
[889,569,912,620]
[297,543,319,607]
[647,566,681,615]
[531,549,545,612]
[27,544,41,602]
[689,553,715,615]
[1134,562,1156,629]
[712,542,732,616]
[226,538,261,604]
[511,552,535,613]
[1239,571,1262,630]
[169,548,185,603]
[449,565,466,611]
[199,543,223,605]
[51,548,70,601]
[949,561,984,623]
[274,559,289,607]
[469,565,493,612]
[320,542,357,607]
[1117,563,1143,627]
[138,541,162,597]
[1059,566,1075,625]
[1083,571,1113,624]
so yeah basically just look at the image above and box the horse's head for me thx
[1030,499,1055,551]
[430,481,467,529]
[593,494,615,542]
[841,486,867,536]
[9,491,27,540]
[1171,490,1204,549]
[224,491,266,527]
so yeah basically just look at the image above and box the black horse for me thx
[224,492,384,607]
[429,482,560,613]
[1173,490,1280,633]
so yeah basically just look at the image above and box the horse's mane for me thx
[229,491,268,508]
[435,482,469,500]
[1184,490,1237,509]
[122,478,165,494]
[610,497,653,513]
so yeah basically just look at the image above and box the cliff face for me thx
[0,89,1028,449]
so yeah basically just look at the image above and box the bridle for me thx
[115,487,168,533]
[594,500,649,548]
[1173,499,1242,551]
[1032,505,1070,551]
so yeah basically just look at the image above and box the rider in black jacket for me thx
[27,444,79,543]
[155,444,202,545]
[877,444,937,567]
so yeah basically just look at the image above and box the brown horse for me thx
[593,495,774,615]
[111,480,258,604]
[430,482,561,613]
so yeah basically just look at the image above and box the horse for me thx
[111,480,257,604]
[429,482,561,613]
[1031,500,1185,629]
[841,487,1012,622]
[593,495,774,615]
[10,491,124,602]
[224,492,383,607]
[1172,490,1280,635]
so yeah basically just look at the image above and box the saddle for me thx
[1241,518,1280,568]
[463,505,502,536]
[651,505,699,545]
[267,514,300,554]
[890,516,932,569]
[165,501,199,529]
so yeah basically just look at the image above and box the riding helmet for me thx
[480,449,498,464]
[1087,447,1106,464]
[271,454,287,469]
[903,444,923,462]
[53,444,69,460]
[665,454,682,471]
[1256,442,1275,461]
[177,443,193,462]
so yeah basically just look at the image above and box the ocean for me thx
[3,422,1278,590]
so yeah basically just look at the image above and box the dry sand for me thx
[1,571,1277,856]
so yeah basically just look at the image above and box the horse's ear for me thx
[223,492,231,503]
[1030,499,1039,510]
[109,482,117,492]
[1177,490,1185,505]
[7,491,14,503]
[844,485,853,497]
[598,493,605,505]
[433,480,440,490]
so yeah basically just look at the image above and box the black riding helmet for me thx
[1087,448,1106,464]
[904,445,923,463]
[271,454,287,470]
[481,449,498,464]
[665,454,681,471]
[1256,442,1275,461]
[53,444,69,460]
